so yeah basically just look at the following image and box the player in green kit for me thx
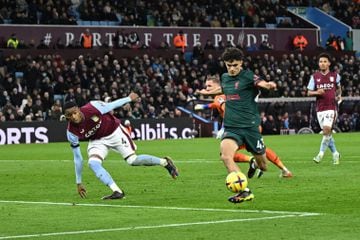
[207,47,277,203]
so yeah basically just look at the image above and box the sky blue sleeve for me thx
[336,73,341,86]
[90,97,131,114]
[307,76,315,90]
[67,130,83,184]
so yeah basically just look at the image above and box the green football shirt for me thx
[221,69,261,128]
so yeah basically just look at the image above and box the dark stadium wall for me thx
[0,25,318,51]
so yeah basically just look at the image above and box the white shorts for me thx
[87,125,137,160]
[317,110,336,129]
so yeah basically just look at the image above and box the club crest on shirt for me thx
[330,76,334,82]
[234,81,239,89]
[91,115,100,122]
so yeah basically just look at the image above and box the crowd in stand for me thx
[0,0,359,133]
[0,0,357,29]
[0,49,359,131]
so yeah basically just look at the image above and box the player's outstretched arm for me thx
[257,80,277,90]
[67,131,87,198]
[196,87,222,96]
[90,92,140,114]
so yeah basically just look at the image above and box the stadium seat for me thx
[184,52,193,63]
[265,24,277,29]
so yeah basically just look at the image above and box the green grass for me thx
[0,133,359,239]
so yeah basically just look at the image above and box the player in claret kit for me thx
[64,92,178,200]
[307,53,341,164]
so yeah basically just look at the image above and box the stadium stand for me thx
[0,0,359,133]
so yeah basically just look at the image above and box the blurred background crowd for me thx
[0,0,358,28]
[0,0,359,134]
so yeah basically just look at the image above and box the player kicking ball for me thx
[64,92,178,200]
[202,47,277,203]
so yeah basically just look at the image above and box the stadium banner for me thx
[0,117,195,145]
[0,25,318,51]
[0,121,67,145]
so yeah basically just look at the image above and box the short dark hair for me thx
[206,74,220,84]
[63,101,78,111]
[222,47,244,62]
[318,52,331,62]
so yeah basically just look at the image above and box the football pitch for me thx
[0,133,359,240]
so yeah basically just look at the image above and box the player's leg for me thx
[244,127,267,178]
[221,131,254,204]
[314,111,327,163]
[113,126,179,178]
[220,138,241,173]
[314,110,340,164]
[233,152,252,162]
[266,147,293,178]
[87,141,125,200]
[323,111,340,164]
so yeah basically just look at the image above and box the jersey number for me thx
[256,138,265,150]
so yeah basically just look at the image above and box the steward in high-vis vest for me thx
[173,30,186,53]
[7,33,19,49]
[81,29,93,49]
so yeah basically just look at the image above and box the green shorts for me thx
[222,126,266,155]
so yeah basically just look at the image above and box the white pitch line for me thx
[0,214,317,240]
[0,200,321,216]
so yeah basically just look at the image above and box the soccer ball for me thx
[225,171,248,193]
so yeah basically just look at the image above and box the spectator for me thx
[343,31,353,51]
[173,30,186,53]
[192,43,204,61]
[7,33,19,49]
[262,115,278,135]
[127,31,140,49]
[259,37,273,50]
[49,100,63,120]
[80,28,93,49]
[204,39,215,50]
[326,33,339,51]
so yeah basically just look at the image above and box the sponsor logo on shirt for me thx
[226,94,241,100]
[85,121,102,138]
[91,115,100,122]
[317,83,334,90]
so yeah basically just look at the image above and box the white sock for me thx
[109,183,122,193]
[160,158,167,166]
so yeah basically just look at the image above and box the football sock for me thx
[266,148,285,170]
[320,135,330,153]
[233,153,251,162]
[136,154,166,166]
[109,183,122,193]
[88,159,116,187]
[328,136,338,153]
